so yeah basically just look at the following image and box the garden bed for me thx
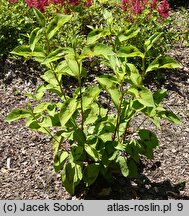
[0,43,188,200]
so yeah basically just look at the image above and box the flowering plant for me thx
[8,0,93,12]
[120,0,170,20]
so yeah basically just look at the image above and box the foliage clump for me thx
[4,0,183,195]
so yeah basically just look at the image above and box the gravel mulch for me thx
[0,43,189,200]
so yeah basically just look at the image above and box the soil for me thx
[0,46,189,199]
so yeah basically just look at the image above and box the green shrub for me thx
[5,8,181,195]
[0,0,34,57]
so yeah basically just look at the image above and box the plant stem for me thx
[134,116,148,133]
[78,75,84,133]
[141,54,146,79]
[112,83,124,142]
[50,64,67,100]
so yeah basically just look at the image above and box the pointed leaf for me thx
[117,155,129,177]
[5,109,31,122]
[65,58,80,78]
[96,75,121,109]
[82,86,101,111]
[33,102,51,113]
[93,43,114,58]
[29,27,43,51]
[54,151,68,172]
[59,98,78,127]
[83,164,99,187]
[125,63,142,86]
[144,32,163,52]
[146,56,182,73]
[127,87,155,107]
[71,146,84,161]
[52,135,63,156]
[41,70,59,86]
[47,14,72,39]
[153,89,167,105]
[61,162,82,195]
[11,45,45,59]
[118,28,140,42]
[118,45,144,58]
[158,111,181,124]
[138,129,159,158]
[86,28,110,44]
[33,8,46,27]
[84,144,100,161]
[55,60,75,77]
[42,48,65,64]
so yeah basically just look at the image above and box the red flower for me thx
[133,0,144,14]
[25,0,50,12]
[84,0,92,7]
[150,0,158,10]
[53,0,64,5]
[158,0,170,18]
[120,0,128,11]
[68,0,80,6]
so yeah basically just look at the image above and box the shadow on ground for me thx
[144,68,189,99]
[78,173,188,200]
[0,57,43,85]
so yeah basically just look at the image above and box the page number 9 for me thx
[177,203,183,211]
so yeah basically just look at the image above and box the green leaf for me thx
[118,28,140,42]
[35,84,48,101]
[52,135,63,156]
[42,48,65,64]
[61,162,83,195]
[54,151,68,172]
[146,56,182,73]
[138,88,155,107]
[84,103,104,125]
[127,159,138,178]
[71,146,84,162]
[55,60,75,77]
[125,140,141,162]
[80,43,114,59]
[87,29,103,44]
[5,109,31,122]
[33,102,51,113]
[153,89,167,105]
[127,87,155,107]
[29,27,43,52]
[96,75,121,109]
[38,116,53,127]
[144,32,163,52]
[84,144,100,161]
[104,141,119,161]
[65,58,80,78]
[138,129,159,158]
[83,164,100,187]
[125,63,142,86]
[33,8,46,27]
[93,43,114,58]
[41,70,58,86]
[11,45,45,59]
[47,14,72,39]
[87,29,110,44]
[117,155,129,177]
[59,98,78,127]
[118,45,144,58]
[158,111,181,124]
[82,86,101,111]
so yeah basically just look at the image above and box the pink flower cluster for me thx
[121,0,170,19]
[8,0,93,12]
